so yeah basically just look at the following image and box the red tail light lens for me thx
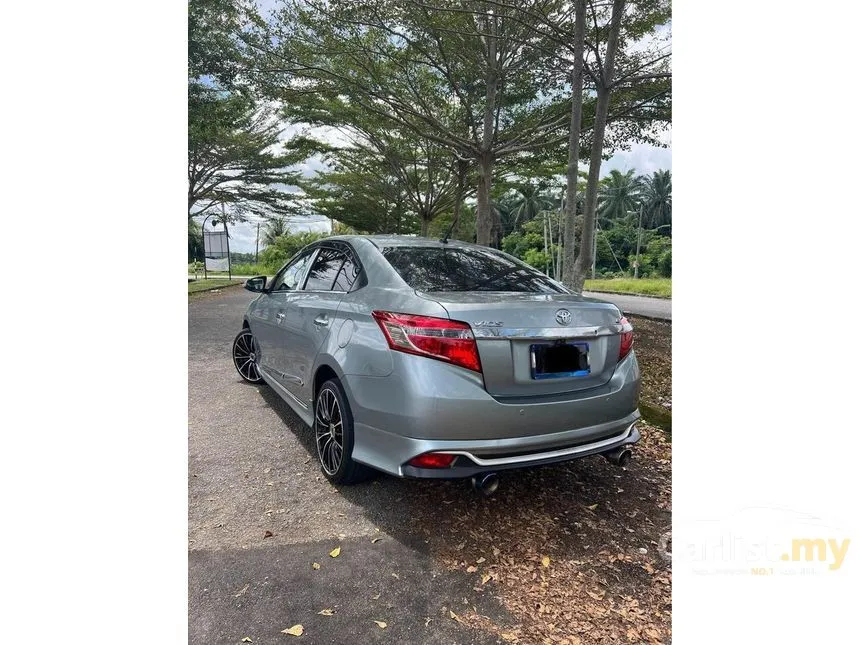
[618,316,634,361]
[407,453,457,469]
[371,310,482,373]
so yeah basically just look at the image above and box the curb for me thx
[188,281,244,296]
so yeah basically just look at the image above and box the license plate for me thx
[530,341,590,379]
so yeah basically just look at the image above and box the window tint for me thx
[304,247,346,291]
[271,251,313,291]
[380,246,566,293]
[332,255,359,291]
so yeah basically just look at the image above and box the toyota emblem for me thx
[555,309,572,326]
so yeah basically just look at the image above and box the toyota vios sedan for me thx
[232,235,640,491]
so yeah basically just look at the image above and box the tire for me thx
[232,329,263,384]
[314,378,369,485]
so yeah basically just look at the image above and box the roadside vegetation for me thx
[188,278,241,295]
[584,278,671,298]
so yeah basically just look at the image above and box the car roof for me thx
[325,234,478,250]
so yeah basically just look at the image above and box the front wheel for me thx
[232,329,263,383]
[315,379,369,484]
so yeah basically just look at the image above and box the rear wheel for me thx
[232,329,263,383]
[315,379,368,484]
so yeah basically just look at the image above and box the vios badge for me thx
[555,309,572,326]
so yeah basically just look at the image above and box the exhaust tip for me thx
[471,472,500,497]
[603,447,632,467]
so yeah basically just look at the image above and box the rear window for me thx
[380,246,567,293]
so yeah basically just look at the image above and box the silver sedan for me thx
[232,235,641,492]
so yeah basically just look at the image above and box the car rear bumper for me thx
[397,416,640,478]
[344,351,642,477]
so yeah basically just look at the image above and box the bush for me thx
[657,249,672,277]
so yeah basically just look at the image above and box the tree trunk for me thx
[476,14,499,248]
[420,215,429,237]
[475,152,495,246]
[561,0,587,287]
[449,158,468,238]
[571,0,626,293]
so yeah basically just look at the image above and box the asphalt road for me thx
[189,287,508,645]
[582,291,671,321]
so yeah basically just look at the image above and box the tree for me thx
[598,169,643,226]
[570,0,671,291]
[262,216,289,246]
[246,0,574,248]
[509,184,556,229]
[188,88,311,222]
[641,169,672,230]
[303,146,419,235]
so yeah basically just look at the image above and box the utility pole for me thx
[543,214,550,276]
[221,203,232,281]
[634,203,644,279]
[255,222,260,264]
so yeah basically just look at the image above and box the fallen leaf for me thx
[329,547,341,558]
[372,593,381,600]
[234,583,249,597]
[241,638,252,643]
[317,609,334,616]
[481,573,492,585]
[449,610,467,625]
[281,624,303,636]
[587,504,598,510]
[492,546,501,557]
[501,634,517,642]
[263,530,273,538]
[373,620,387,629]
[476,557,486,564]
[391,572,400,579]
[312,562,320,570]
[587,589,606,600]
[371,537,383,543]
[466,565,477,573]
[541,556,551,567]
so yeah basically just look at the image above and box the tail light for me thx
[371,310,482,373]
[407,453,456,468]
[618,316,634,360]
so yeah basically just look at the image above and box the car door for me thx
[248,248,316,388]
[278,244,353,405]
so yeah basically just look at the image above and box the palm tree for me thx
[597,169,643,227]
[509,184,554,228]
[262,216,289,246]
[641,170,672,231]
[492,198,517,236]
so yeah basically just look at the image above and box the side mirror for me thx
[244,276,267,292]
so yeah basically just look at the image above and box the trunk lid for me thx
[418,291,625,398]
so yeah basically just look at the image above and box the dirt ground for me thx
[190,290,673,644]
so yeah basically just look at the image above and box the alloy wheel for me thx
[232,330,262,383]
[315,388,344,475]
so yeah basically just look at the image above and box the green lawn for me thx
[583,278,671,298]
[188,278,242,294]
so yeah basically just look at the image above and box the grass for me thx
[584,277,671,298]
[188,263,271,277]
[188,278,242,294]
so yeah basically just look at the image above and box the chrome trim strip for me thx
[472,324,623,340]
[259,367,309,410]
[444,423,636,466]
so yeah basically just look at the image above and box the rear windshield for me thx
[380,246,567,293]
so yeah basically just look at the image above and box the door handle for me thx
[313,315,330,327]
[276,311,285,322]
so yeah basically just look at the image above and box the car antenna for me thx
[439,217,457,244]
